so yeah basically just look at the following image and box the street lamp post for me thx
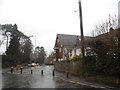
[78,0,85,58]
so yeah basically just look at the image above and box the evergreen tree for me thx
[35,46,46,64]
[22,38,32,63]
[6,24,20,65]
[1,23,33,67]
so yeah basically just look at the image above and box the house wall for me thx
[63,48,67,60]
[75,49,81,55]
[71,49,81,56]
[55,38,63,61]
[48,58,54,64]
[62,48,81,60]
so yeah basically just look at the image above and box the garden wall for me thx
[54,60,84,75]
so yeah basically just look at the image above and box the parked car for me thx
[28,64,32,67]
[31,63,36,67]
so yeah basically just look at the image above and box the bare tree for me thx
[93,14,118,36]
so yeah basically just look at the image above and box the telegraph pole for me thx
[78,0,85,58]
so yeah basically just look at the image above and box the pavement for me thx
[54,70,120,90]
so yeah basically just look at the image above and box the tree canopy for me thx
[1,24,33,67]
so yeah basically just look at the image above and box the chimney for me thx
[118,1,120,28]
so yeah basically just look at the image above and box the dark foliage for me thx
[85,36,120,77]
[1,24,32,67]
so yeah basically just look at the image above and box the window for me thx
[57,39,59,42]
[59,48,61,52]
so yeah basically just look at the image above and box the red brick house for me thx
[95,28,120,44]
[54,34,92,61]
[95,28,120,51]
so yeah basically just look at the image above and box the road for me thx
[1,65,119,89]
[0,73,1,89]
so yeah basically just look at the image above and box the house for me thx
[96,28,120,44]
[47,57,54,65]
[46,52,55,65]
[96,28,120,52]
[54,34,92,61]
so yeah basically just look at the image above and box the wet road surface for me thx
[0,67,2,90]
[1,65,119,89]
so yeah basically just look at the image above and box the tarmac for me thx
[55,70,120,90]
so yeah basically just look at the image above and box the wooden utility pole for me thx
[78,0,85,58]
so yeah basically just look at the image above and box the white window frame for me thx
[59,48,61,52]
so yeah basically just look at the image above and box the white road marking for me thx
[54,76,112,90]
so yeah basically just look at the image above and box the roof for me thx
[96,28,120,39]
[56,34,92,48]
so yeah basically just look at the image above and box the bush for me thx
[84,55,120,77]
[2,55,16,68]
[84,56,96,74]
[70,55,82,61]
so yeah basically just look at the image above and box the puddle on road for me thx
[2,66,93,88]
[2,66,57,88]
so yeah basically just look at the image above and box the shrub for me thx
[70,55,82,61]
[2,55,16,68]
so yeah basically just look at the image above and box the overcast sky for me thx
[0,0,119,55]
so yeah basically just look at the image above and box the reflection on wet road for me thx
[2,66,56,88]
[2,65,108,89]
